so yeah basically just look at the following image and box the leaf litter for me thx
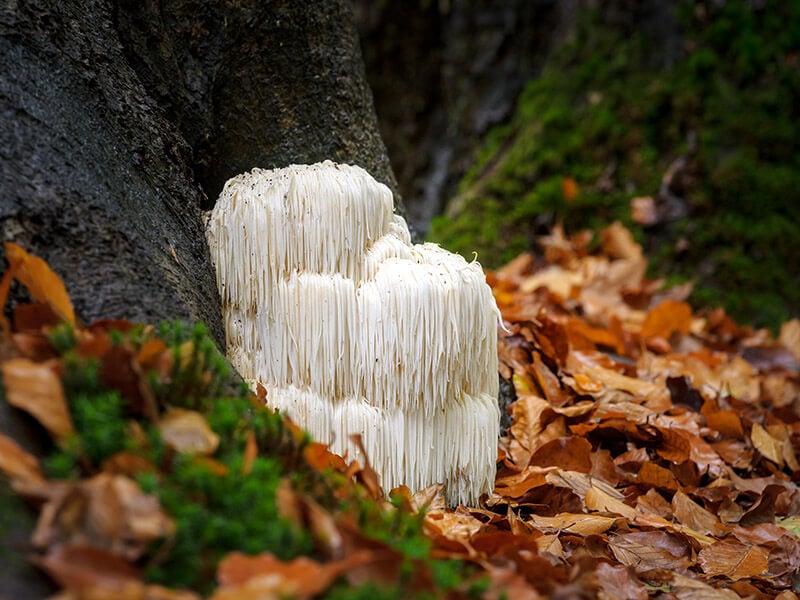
[0,229,799,598]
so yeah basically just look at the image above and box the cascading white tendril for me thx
[206,160,500,505]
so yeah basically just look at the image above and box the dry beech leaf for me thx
[545,469,624,501]
[411,484,446,513]
[303,441,348,473]
[12,330,58,361]
[601,221,643,261]
[241,428,258,476]
[136,338,171,373]
[1,357,74,441]
[350,433,384,500]
[0,431,44,482]
[669,573,741,600]
[520,265,582,297]
[778,319,800,361]
[608,531,692,570]
[33,544,201,600]
[731,522,789,546]
[4,242,76,324]
[495,466,558,498]
[672,491,725,536]
[275,478,303,530]
[13,302,61,332]
[636,487,673,518]
[506,394,556,468]
[213,551,372,600]
[158,408,220,456]
[768,532,800,581]
[32,544,142,597]
[494,252,535,280]
[585,486,637,519]
[697,539,769,580]
[303,497,344,559]
[31,473,175,560]
[750,423,784,466]
[536,533,564,558]
[566,316,620,351]
[482,563,542,600]
[572,363,664,399]
[528,513,616,536]
[425,510,484,547]
[596,562,648,600]
[636,461,679,491]
[529,436,592,472]
[101,452,156,477]
[641,300,693,339]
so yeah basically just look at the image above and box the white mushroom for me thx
[205,161,500,506]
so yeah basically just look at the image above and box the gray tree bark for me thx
[0,0,397,593]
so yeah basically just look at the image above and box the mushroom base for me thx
[264,384,500,506]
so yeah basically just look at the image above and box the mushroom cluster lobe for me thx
[206,161,500,505]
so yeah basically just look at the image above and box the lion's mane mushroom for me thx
[205,161,500,505]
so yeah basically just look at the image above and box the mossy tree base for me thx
[430,0,800,330]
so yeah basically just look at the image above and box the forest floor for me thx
[0,228,798,599]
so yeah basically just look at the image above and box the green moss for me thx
[33,320,474,596]
[143,452,311,590]
[42,350,128,477]
[152,321,238,408]
[430,0,800,329]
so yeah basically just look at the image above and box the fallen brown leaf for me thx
[0,431,44,482]
[672,491,725,536]
[4,242,75,324]
[584,485,637,519]
[527,513,616,536]
[595,561,648,600]
[1,357,75,441]
[529,436,592,472]
[158,408,220,456]
[32,544,143,598]
[608,531,692,570]
[241,428,258,475]
[697,538,769,580]
[750,422,785,466]
[641,300,693,340]
[668,572,742,599]
[31,473,174,560]
[213,551,371,600]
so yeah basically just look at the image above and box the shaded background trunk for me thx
[355,0,681,237]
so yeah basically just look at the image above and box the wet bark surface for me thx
[115,0,398,205]
[0,0,395,593]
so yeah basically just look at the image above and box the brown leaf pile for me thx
[1,230,799,599]
[437,222,799,598]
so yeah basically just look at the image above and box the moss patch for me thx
[31,321,478,597]
[429,0,800,330]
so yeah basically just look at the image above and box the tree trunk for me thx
[0,0,396,593]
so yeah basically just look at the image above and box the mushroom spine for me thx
[205,161,500,505]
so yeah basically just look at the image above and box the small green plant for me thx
[142,452,312,591]
[152,321,236,408]
[36,320,474,596]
